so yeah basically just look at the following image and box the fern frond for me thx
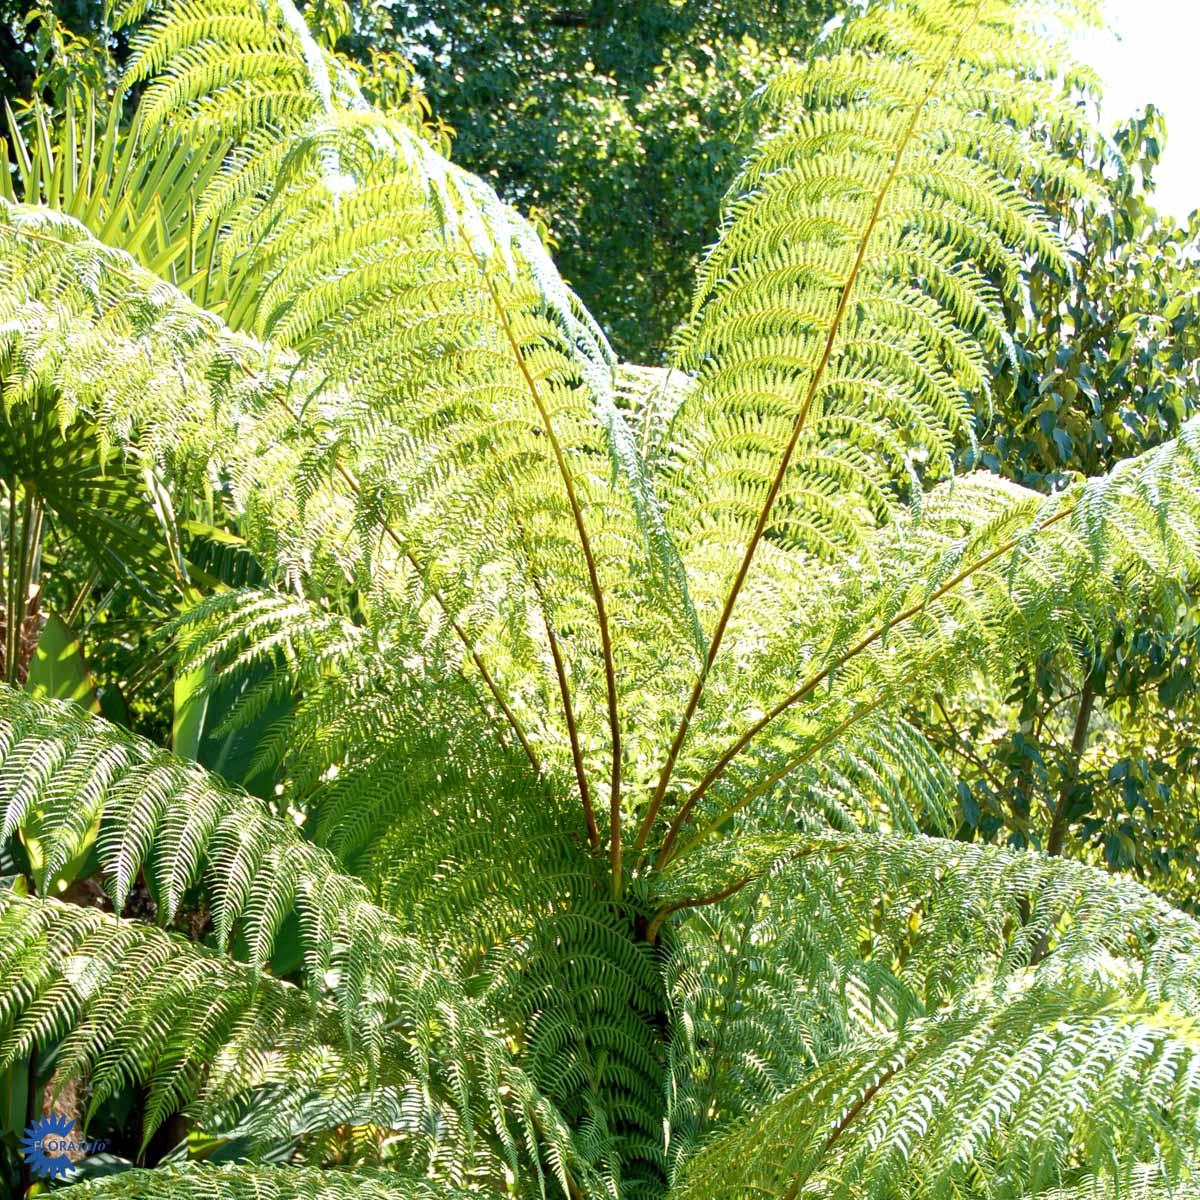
[0,124,699,864]
[0,408,187,605]
[0,199,553,776]
[613,364,694,471]
[672,986,1200,1200]
[662,827,1200,1170]
[1037,1167,1200,1200]
[478,901,668,1195]
[168,588,599,956]
[660,830,1200,1007]
[0,890,319,1143]
[658,420,1200,862]
[67,1162,475,1198]
[6,2,1200,1195]
[109,0,704,862]
[0,689,601,1189]
[642,0,1099,842]
[0,684,377,968]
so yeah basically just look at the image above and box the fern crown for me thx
[3,0,1200,1196]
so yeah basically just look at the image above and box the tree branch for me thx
[1045,675,1096,857]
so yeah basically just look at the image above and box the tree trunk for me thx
[1045,678,1096,858]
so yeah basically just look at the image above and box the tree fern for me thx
[2,0,1200,1196]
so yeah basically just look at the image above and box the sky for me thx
[1073,0,1200,221]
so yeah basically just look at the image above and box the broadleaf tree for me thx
[924,105,1200,901]
[1,0,1200,1197]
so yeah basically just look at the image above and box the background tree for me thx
[0,0,115,102]
[924,106,1200,906]
[364,0,841,361]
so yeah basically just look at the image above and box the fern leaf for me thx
[66,1162,476,1198]
[673,987,1200,1200]
[0,890,318,1144]
[643,0,1099,840]
[657,421,1200,862]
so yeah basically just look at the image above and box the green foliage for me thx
[25,614,98,712]
[925,105,1200,897]
[0,409,188,608]
[0,686,589,1189]
[985,108,1200,488]
[0,0,114,105]
[1,0,1200,1197]
[367,0,842,361]
[67,1162,477,1198]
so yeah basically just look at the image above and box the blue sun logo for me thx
[20,1112,80,1180]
